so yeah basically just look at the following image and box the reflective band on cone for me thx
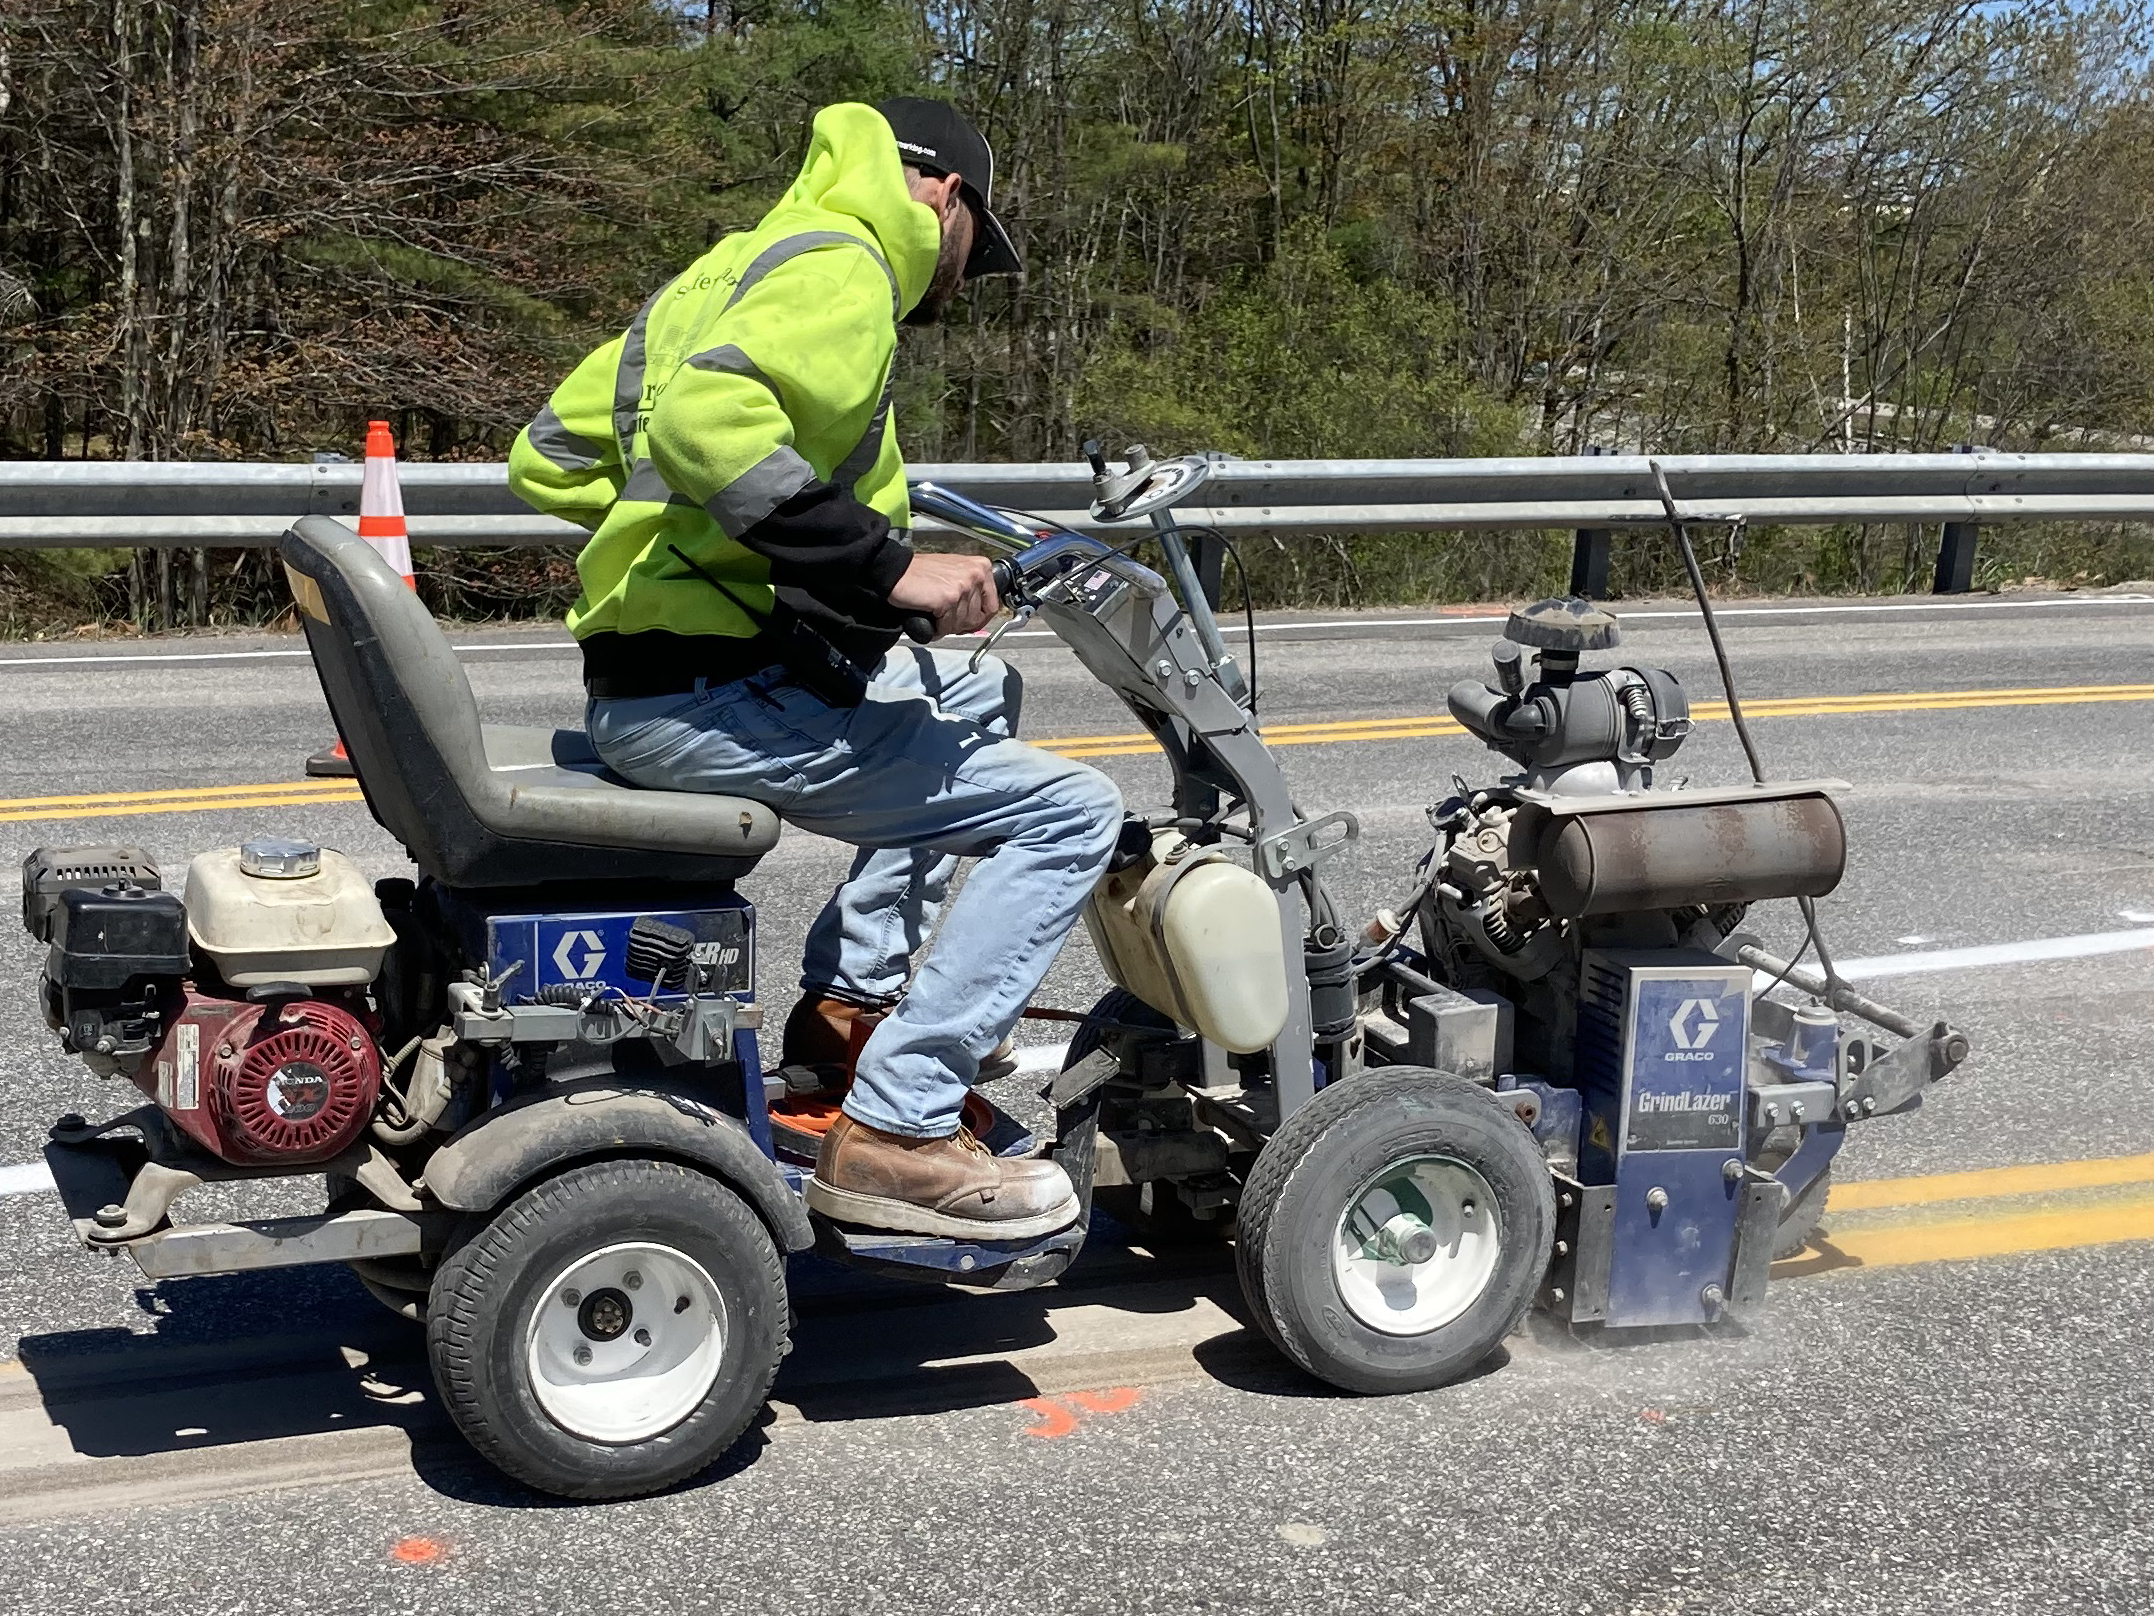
[357,419,415,587]
[305,420,413,777]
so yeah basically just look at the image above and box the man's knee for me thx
[1047,761,1123,864]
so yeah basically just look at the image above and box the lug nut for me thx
[623,1270,642,1291]
[572,1344,592,1367]
[634,1328,651,1347]
[561,1288,581,1307]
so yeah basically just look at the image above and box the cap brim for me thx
[963,197,1024,280]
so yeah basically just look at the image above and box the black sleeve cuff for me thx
[738,479,907,619]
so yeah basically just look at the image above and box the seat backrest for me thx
[282,517,497,876]
[280,517,763,889]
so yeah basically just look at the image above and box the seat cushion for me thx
[478,726,782,860]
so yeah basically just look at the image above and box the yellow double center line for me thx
[5,681,2154,823]
[1778,1150,2154,1275]
[1042,681,2154,758]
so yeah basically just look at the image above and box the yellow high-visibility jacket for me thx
[507,103,939,691]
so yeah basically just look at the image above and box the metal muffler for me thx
[1519,782,1847,918]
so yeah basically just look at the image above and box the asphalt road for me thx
[1,588,2152,1613]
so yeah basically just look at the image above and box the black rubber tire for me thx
[1236,1067,1554,1395]
[426,1159,788,1500]
[1773,1166,1833,1260]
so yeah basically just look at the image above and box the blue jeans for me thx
[586,645,1123,1137]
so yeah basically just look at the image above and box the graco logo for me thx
[1667,996,1721,1052]
[551,929,607,979]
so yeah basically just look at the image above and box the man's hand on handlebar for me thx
[891,552,1000,639]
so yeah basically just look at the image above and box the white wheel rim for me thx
[1331,1155,1502,1336]
[525,1241,728,1444]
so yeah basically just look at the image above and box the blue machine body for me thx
[1576,949,1754,1327]
[482,896,757,1006]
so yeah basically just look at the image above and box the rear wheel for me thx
[1236,1067,1553,1394]
[426,1159,787,1499]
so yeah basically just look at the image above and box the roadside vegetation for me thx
[3,0,2152,632]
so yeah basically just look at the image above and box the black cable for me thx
[1217,529,1259,714]
[1650,459,1843,999]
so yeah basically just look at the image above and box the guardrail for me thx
[4,451,2152,592]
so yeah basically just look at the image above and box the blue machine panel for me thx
[485,896,756,1005]
[1577,950,1751,1328]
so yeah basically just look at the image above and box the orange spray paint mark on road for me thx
[390,1537,445,1565]
[1019,1398,1082,1439]
[1019,1386,1143,1438]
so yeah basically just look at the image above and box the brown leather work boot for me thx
[780,993,1018,1083]
[781,994,887,1071]
[806,1113,1079,1239]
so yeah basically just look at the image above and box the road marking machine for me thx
[20,449,1966,1496]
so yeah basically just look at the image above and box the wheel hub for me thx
[1332,1155,1502,1336]
[526,1242,727,1444]
[578,1287,632,1343]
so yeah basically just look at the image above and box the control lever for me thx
[969,604,1036,673]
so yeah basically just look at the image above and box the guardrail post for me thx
[1932,443,1980,594]
[1570,445,1614,598]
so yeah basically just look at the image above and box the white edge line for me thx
[7,931,2151,1196]
[0,641,574,668]
[1823,927,2154,982]
[5,593,2148,663]
[0,1163,56,1198]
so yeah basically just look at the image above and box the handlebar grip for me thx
[900,614,938,644]
[991,559,1017,605]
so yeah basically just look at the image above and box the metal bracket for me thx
[1748,1079,1836,1132]
[452,994,759,1051]
[1840,1021,1968,1118]
[1255,809,1360,880]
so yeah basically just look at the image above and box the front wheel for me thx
[426,1159,788,1499]
[1236,1068,1553,1395]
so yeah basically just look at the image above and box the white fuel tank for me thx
[185,839,394,986]
[1084,831,1288,1054]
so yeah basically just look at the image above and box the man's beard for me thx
[902,224,968,328]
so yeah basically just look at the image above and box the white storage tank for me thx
[184,839,394,987]
[1084,830,1288,1054]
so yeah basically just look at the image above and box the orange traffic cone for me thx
[306,420,416,778]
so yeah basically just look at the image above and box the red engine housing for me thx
[136,989,382,1165]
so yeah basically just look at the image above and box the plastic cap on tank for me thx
[238,838,322,879]
[1506,596,1621,653]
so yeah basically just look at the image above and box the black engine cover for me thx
[47,884,191,989]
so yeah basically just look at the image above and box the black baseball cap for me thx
[876,97,1024,280]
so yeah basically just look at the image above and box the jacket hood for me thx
[772,103,941,315]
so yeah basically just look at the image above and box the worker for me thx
[507,98,1119,1241]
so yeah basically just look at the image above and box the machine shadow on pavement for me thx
[7,1228,1283,1495]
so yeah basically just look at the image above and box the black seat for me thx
[280,516,780,888]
